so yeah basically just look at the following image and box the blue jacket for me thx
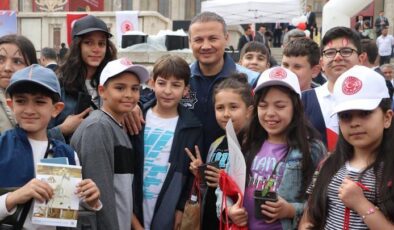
[302,89,328,146]
[181,53,259,157]
[0,127,75,187]
[133,99,203,229]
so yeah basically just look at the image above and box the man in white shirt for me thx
[376,26,394,65]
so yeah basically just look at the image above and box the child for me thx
[228,67,326,229]
[281,38,321,91]
[239,41,271,73]
[301,65,394,229]
[0,64,100,229]
[186,73,254,230]
[70,58,149,230]
[132,54,203,230]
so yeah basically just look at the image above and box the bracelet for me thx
[361,206,379,220]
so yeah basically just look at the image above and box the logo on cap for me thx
[269,67,287,80]
[120,58,133,66]
[342,76,362,95]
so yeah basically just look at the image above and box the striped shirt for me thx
[309,162,380,230]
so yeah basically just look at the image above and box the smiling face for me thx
[321,37,361,83]
[338,108,392,154]
[80,31,107,72]
[257,87,294,143]
[189,21,228,72]
[7,93,64,140]
[240,51,270,73]
[0,43,28,89]
[99,72,140,123]
[153,75,188,117]
[214,89,252,134]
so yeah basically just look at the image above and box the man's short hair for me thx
[239,41,270,60]
[283,38,320,66]
[381,63,394,70]
[41,47,57,60]
[321,26,362,54]
[189,11,227,34]
[152,54,191,85]
[282,29,306,46]
[360,39,378,64]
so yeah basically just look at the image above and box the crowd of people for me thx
[0,9,394,230]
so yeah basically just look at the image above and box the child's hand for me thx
[185,145,203,176]
[173,210,183,230]
[261,196,295,223]
[6,178,53,211]
[59,108,92,136]
[76,179,100,208]
[123,105,144,135]
[227,193,248,226]
[338,177,368,210]
[205,165,221,188]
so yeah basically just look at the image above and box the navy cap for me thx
[72,15,112,38]
[6,64,61,96]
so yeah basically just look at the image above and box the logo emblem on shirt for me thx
[342,76,362,95]
[269,67,287,80]
[180,89,198,109]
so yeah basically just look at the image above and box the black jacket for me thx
[133,99,203,229]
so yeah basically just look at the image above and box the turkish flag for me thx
[66,13,87,45]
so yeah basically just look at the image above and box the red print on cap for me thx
[120,58,133,66]
[269,67,287,80]
[342,76,362,95]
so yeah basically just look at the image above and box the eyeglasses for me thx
[322,48,358,58]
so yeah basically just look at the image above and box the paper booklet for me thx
[32,163,82,227]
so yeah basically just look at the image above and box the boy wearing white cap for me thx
[71,58,149,230]
[302,65,394,229]
[0,64,101,230]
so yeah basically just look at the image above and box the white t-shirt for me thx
[142,109,178,229]
[0,139,80,230]
[376,35,394,56]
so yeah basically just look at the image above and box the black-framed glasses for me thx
[322,48,358,58]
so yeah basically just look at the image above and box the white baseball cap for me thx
[254,66,301,97]
[100,57,150,86]
[331,65,389,116]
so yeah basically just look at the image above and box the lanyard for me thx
[343,182,370,230]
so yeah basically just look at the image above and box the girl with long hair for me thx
[300,65,394,229]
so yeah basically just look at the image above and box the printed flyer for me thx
[32,163,82,227]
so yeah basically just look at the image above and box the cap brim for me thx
[6,80,60,96]
[124,65,150,84]
[330,99,382,116]
[254,80,301,97]
[74,28,112,38]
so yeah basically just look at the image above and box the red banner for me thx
[69,0,104,11]
[66,13,88,45]
[0,0,10,10]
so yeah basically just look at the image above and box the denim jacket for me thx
[215,139,326,229]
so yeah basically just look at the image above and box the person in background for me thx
[58,42,68,63]
[0,34,37,134]
[255,24,271,49]
[51,15,117,142]
[376,26,394,66]
[374,11,389,37]
[239,41,271,73]
[305,4,317,39]
[39,47,58,72]
[381,63,394,83]
[237,25,253,51]
[282,38,321,91]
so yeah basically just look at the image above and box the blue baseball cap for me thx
[6,64,61,96]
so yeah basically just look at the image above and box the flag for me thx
[66,13,88,45]
[116,11,139,47]
[225,120,246,194]
[0,11,16,37]
[0,0,9,10]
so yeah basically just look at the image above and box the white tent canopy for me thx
[201,0,302,25]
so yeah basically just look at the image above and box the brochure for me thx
[32,163,82,227]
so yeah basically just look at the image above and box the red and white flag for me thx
[66,13,88,45]
[116,11,139,47]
